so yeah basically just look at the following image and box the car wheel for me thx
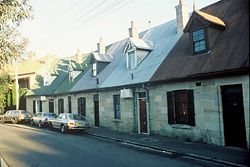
[49,122,53,130]
[61,124,66,133]
[30,120,34,126]
[0,118,4,124]
[38,121,42,128]
[11,118,17,124]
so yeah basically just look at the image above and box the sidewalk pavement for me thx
[87,127,249,167]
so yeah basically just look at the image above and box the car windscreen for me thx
[44,113,56,117]
[68,114,86,121]
[21,111,29,114]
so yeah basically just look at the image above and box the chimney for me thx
[128,21,139,39]
[75,49,82,63]
[97,37,106,54]
[175,0,189,34]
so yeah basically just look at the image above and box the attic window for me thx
[127,50,136,69]
[92,62,97,77]
[192,29,206,54]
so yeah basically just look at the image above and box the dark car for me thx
[49,113,90,133]
[0,110,31,124]
[30,112,56,128]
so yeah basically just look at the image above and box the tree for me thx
[0,71,12,113]
[0,0,32,68]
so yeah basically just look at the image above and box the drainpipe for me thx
[143,83,151,135]
[132,88,137,133]
[217,86,223,146]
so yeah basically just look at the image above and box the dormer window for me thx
[124,39,153,70]
[92,62,97,77]
[127,50,136,69]
[192,29,206,54]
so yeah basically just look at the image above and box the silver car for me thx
[30,112,56,128]
[0,110,31,124]
[49,113,90,133]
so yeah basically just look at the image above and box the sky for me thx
[19,0,220,58]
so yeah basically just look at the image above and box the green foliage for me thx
[0,72,13,111]
[0,0,32,68]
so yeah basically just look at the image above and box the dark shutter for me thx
[39,100,42,112]
[33,100,36,114]
[167,91,175,124]
[187,90,195,126]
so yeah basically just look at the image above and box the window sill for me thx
[113,119,122,123]
[171,124,192,129]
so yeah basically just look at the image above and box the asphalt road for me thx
[0,124,226,167]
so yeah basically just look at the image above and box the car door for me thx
[53,114,63,128]
[4,111,11,122]
[33,113,41,124]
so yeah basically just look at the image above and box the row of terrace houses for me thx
[25,0,249,150]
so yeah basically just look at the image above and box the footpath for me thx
[88,127,249,167]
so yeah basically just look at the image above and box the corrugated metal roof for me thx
[71,19,182,92]
[151,0,249,82]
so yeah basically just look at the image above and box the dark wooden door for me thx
[139,92,147,133]
[221,84,247,149]
[93,94,99,127]
[49,99,54,113]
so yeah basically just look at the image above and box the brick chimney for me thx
[175,0,189,34]
[128,21,139,39]
[97,37,105,54]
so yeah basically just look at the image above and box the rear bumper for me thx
[68,126,90,130]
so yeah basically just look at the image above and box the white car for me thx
[30,112,56,128]
[49,113,90,133]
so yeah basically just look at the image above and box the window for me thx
[49,99,54,113]
[68,96,72,113]
[127,50,136,69]
[167,90,195,126]
[193,29,206,54]
[113,95,121,119]
[58,98,64,114]
[78,97,86,116]
[92,62,97,77]
[33,100,36,114]
[39,100,43,113]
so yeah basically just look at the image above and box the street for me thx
[0,124,229,167]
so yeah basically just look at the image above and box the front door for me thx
[93,94,100,127]
[138,92,147,133]
[221,84,247,149]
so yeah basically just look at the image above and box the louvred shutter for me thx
[187,90,195,126]
[167,91,175,124]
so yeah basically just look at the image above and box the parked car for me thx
[49,113,90,133]
[0,110,31,124]
[30,112,56,128]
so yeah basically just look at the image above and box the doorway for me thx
[221,84,247,149]
[93,94,100,127]
[138,92,148,134]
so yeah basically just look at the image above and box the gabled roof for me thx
[54,54,91,95]
[184,9,226,32]
[93,52,113,62]
[151,0,249,83]
[71,18,182,92]
[26,54,91,97]
[126,38,153,51]
[195,10,226,27]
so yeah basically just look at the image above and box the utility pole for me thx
[15,61,19,110]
